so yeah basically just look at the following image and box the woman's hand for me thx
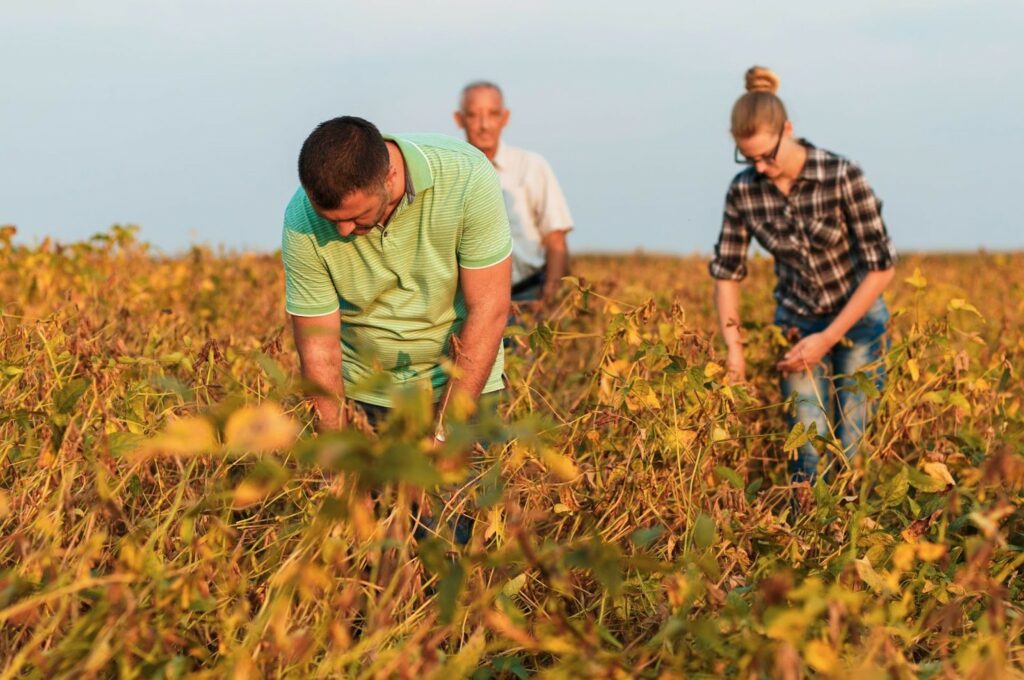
[776,331,836,374]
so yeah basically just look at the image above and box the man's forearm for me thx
[292,317,345,431]
[439,307,506,418]
[542,247,570,302]
[541,232,570,302]
[303,359,344,431]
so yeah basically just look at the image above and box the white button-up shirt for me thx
[491,143,573,286]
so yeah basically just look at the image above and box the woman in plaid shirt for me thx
[710,66,897,485]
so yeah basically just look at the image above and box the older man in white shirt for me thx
[454,81,573,307]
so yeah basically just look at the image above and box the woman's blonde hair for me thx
[730,66,787,139]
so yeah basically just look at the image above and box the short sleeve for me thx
[708,184,751,281]
[281,192,341,316]
[458,161,513,269]
[841,162,897,271]
[532,157,574,236]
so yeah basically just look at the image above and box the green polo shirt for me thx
[282,133,512,407]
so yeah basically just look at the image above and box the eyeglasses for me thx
[734,125,785,165]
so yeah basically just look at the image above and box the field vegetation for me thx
[1,225,1022,678]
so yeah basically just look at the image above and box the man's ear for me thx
[783,119,794,138]
[453,111,465,130]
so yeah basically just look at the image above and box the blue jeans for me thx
[353,392,504,545]
[505,271,545,348]
[775,298,889,483]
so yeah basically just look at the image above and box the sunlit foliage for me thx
[1,225,1022,677]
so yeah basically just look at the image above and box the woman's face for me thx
[736,121,793,178]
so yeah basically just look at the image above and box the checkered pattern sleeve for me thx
[709,184,750,280]
[841,162,896,271]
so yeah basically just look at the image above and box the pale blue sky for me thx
[2,1,1021,254]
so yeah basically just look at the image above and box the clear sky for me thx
[2,1,1021,254]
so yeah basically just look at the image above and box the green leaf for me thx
[630,525,665,548]
[107,431,145,456]
[379,443,443,487]
[436,560,465,624]
[54,377,90,414]
[813,478,834,510]
[528,322,555,353]
[565,541,623,596]
[693,513,716,550]
[783,421,816,453]
[907,466,947,493]
[881,467,909,507]
[150,375,193,402]
[476,463,505,509]
[490,655,529,680]
[318,495,348,520]
[253,352,288,389]
[713,465,744,490]
[852,371,880,399]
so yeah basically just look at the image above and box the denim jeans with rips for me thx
[775,297,889,483]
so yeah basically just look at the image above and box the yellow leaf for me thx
[553,503,572,514]
[541,448,579,481]
[704,362,724,379]
[906,358,920,382]
[855,558,885,593]
[892,544,916,571]
[484,506,504,541]
[136,416,218,458]
[916,542,946,562]
[540,636,577,655]
[765,610,809,643]
[502,573,527,597]
[904,268,927,289]
[922,462,955,487]
[224,402,300,453]
[804,639,841,675]
[667,428,697,449]
[232,481,269,509]
[712,426,729,443]
[948,298,983,319]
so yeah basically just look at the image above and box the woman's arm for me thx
[776,268,895,373]
[714,278,747,382]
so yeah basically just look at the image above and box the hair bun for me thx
[744,66,780,94]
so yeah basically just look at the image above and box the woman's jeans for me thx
[775,298,889,483]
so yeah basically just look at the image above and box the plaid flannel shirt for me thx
[709,141,896,316]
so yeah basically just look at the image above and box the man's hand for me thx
[437,257,511,423]
[291,311,344,432]
[776,331,836,375]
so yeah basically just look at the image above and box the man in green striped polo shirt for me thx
[282,116,512,437]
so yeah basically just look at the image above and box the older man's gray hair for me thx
[459,81,504,109]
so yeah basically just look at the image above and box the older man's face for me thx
[456,87,509,155]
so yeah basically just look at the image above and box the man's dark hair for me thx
[297,116,389,210]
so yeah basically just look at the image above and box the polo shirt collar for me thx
[382,133,434,204]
